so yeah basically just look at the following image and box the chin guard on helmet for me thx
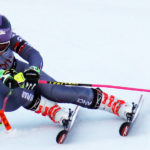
[0,41,10,52]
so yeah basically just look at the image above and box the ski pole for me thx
[2,89,13,111]
[0,89,13,131]
[38,80,150,93]
[0,72,24,131]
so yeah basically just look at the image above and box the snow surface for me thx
[1,0,150,149]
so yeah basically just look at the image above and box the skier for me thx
[0,14,133,126]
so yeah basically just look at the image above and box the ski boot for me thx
[92,88,133,121]
[25,94,71,125]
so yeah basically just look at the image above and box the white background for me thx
[1,0,150,150]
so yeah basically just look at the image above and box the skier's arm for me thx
[9,32,43,90]
[10,32,43,70]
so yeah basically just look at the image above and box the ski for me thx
[119,94,144,136]
[56,106,79,144]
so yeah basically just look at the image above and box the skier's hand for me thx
[23,66,40,90]
[0,69,19,89]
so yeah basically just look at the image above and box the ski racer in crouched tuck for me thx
[0,14,134,127]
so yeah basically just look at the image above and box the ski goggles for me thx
[0,41,10,52]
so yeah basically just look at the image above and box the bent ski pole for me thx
[0,110,12,131]
[0,89,13,131]
[2,89,13,111]
[38,80,150,93]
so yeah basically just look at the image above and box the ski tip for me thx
[119,122,130,136]
[56,130,68,144]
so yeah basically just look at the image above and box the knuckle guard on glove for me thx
[5,78,19,89]
[23,66,40,90]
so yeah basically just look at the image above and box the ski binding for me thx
[119,94,144,136]
[56,106,79,144]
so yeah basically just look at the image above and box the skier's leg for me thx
[34,71,132,121]
[0,84,69,125]
[14,60,72,125]
[14,60,132,122]
[0,83,35,112]
[36,71,94,107]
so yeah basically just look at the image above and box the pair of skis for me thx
[56,95,144,144]
[39,80,145,143]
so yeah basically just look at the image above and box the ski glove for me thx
[23,66,40,90]
[0,69,19,89]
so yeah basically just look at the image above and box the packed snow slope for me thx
[1,0,150,150]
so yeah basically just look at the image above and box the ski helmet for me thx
[0,15,12,51]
